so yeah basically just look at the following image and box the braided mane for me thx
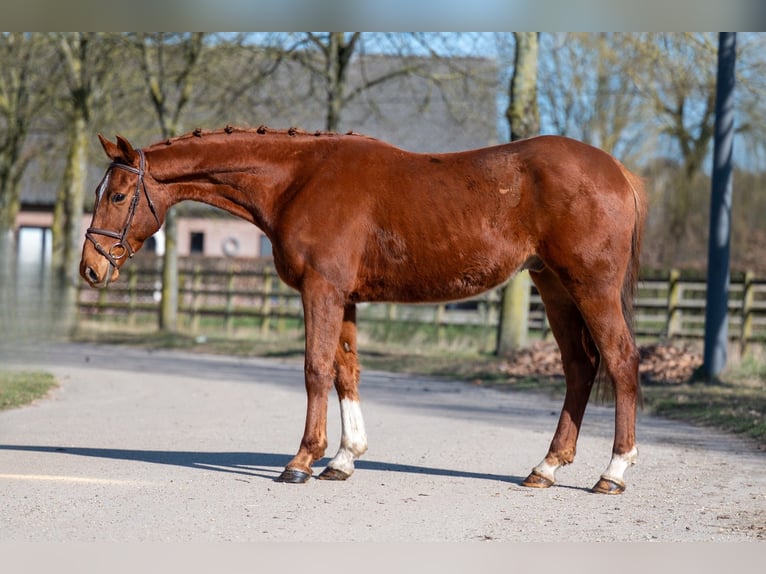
[154,125,373,147]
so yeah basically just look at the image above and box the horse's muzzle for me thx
[80,259,119,288]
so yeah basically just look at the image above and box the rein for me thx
[85,149,161,270]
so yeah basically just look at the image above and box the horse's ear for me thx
[98,134,120,161]
[115,135,138,164]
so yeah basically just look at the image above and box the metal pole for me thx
[702,32,736,378]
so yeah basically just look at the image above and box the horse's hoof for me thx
[591,477,625,495]
[317,467,351,481]
[521,470,554,489]
[275,468,312,483]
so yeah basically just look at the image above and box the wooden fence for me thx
[78,256,766,352]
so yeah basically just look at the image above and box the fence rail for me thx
[78,256,766,352]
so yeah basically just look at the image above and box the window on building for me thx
[190,232,205,254]
[144,236,157,253]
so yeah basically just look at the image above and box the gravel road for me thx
[1,342,764,542]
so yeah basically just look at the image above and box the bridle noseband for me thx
[85,149,161,269]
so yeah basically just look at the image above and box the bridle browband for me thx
[85,148,161,269]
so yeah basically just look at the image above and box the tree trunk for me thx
[136,32,205,333]
[0,228,17,332]
[496,32,539,357]
[159,207,179,331]
[323,32,358,131]
[325,32,343,131]
[506,33,540,141]
[0,168,21,276]
[51,115,88,332]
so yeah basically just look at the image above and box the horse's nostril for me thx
[86,266,100,284]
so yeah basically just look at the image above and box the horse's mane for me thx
[151,125,378,148]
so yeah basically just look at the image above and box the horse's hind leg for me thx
[522,267,600,489]
[545,263,640,494]
[318,304,368,480]
[574,290,640,494]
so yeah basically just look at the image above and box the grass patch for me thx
[640,351,766,445]
[643,384,766,443]
[358,343,565,393]
[72,326,307,359]
[360,344,766,446]
[0,371,58,411]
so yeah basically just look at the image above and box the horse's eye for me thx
[111,193,126,204]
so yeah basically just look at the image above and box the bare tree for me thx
[633,33,766,270]
[0,33,55,259]
[284,32,428,131]
[616,33,766,268]
[535,33,766,270]
[51,32,116,327]
[194,33,292,126]
[131,32,206,332]
[634,34,718,264]
[0,33,59,335]
[279,33,495,133]
[538,33,651,164]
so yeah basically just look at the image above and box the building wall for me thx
[176,216,267,258]
[14,211,268,261]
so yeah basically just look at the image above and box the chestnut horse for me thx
[80,126,646,494]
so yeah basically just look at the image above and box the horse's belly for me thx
[352,253,521,304]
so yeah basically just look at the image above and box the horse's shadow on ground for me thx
[0,444,551,488]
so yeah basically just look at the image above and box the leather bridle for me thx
[85,149,161,270]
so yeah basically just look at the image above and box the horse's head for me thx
[80,135,165,288]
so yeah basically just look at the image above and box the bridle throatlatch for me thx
[85,149,161,269]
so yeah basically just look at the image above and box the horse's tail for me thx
[593,162,647,403]
[620,163,647,337]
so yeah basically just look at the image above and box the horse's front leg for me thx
[318,304,368,481]
[276,282,345,484]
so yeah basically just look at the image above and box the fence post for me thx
[260,266,273,336]
[667,269,681,338]
[435,303,446,346]
[740,270,754,357]
[486,290,499,351]
[97,284,108,322]
[276,278,288,334]
[127,265,138,328]
[191,264,202,333]
[224,264,235,334]
[540,306,551,341]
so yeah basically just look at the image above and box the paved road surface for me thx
[1,342,764,541]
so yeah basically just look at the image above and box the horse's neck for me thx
[149,138,310,233]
